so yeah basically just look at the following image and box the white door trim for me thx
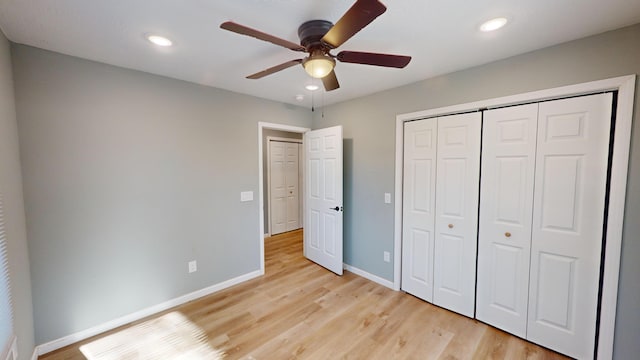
[258,122,310,275]
[394,75,636,360]
[266,137,303,236]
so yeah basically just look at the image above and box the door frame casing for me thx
[266,136,303,236]
[258,122,310,274]
[393,75,636,359]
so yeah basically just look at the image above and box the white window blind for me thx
[0,194,16,360]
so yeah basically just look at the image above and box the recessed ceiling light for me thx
[480,17,508,32]
[147,35,173,47]
[305,84,319,91]
[295,94,305,101]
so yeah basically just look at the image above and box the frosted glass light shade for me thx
[303,55,335,78]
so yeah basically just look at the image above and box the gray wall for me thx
[11,45,312,344]
[312,23,640,359]
[0,32,35,360]
[262,129,303,233]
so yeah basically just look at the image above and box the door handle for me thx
[330,206,343,212]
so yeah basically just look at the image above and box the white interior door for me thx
[269,141,286,235]
[269,141,301,235]
[433,112,481,318]
[285,142,300,232]
[476,104,538,337]
[527,93,612,359]
[401,118,438,302]
[304,126,343,275]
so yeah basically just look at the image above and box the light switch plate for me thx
[188,260,197,273]
[384,193,391,204]
[383,251,391,263]
[240,191,253,202]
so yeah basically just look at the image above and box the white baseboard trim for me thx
[31,348,39,360]
[343,264,395,290]
[36,270,262,356]
[4,336,17,360]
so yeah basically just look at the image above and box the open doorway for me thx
[257,122,310,274]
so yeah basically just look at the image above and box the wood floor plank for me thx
[39,229,568,360]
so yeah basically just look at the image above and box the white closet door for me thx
[433,112,481,317]
[269,141,287,235]
[285,143,300,231]
[401,118,438,302]
[476,104,538,337]
[527,93,612,359]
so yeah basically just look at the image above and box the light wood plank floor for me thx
[40,229,568,359]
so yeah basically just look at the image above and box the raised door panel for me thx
[401,118,438,302]
[285,143,300,231]
[269,141,287,235]
[307,141,321,253]
[527,93,612,359]
[433,112,481,317]
[476,104,538,338]
[286,194,298,231]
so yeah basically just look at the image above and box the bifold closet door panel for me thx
[433,112,481,317]
[401,118,438,302]
[527,93,612,359]
[285,143,300,231]
[270,141,287,235]
[476,104,538,338]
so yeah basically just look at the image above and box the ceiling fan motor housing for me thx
[298,20,334,50]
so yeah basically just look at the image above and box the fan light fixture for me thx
[303,52,335,79]
[219,1,412,91]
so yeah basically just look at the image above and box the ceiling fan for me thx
[220,0,411,91]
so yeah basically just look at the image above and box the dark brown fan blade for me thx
[321,0,387,49]
[322,70,340,91]
[337,51,411,68]
[246,59,303,79]
[221,21,306,52]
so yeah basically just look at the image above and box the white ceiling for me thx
[1,0,639,108]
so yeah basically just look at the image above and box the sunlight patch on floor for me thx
[79,311,225,359]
